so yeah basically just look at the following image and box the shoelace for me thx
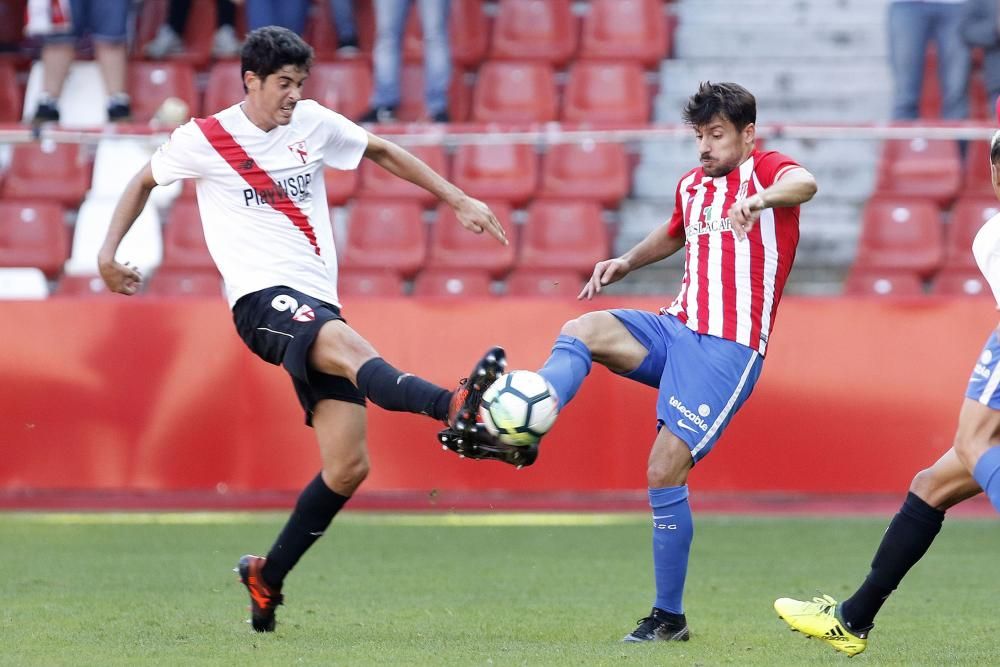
[810,594,837,615]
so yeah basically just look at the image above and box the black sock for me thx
[261,473,349,588]
[840,492,944,631]
[355,357,451,421]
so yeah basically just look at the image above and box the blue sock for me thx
[973,446,1000,514]
[649,485,693,614]
[537,335,592,410]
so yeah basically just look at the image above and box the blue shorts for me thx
[45,0,129,44]
[965,330,1000,409]
[609,310,764,464]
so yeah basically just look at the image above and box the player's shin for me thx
[972,446,1000,514]
[537,335,593,410]
[839,491,944,632]
[649,485,693,614]
[261,473,350,588]
[355,357,451,420]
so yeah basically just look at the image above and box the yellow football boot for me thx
[774,594,868,657]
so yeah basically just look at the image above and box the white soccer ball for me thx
[479,370,559,446]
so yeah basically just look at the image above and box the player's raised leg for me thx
[775,447,981,656]
[955,384,1000,515]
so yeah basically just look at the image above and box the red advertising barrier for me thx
[0,297,995,496]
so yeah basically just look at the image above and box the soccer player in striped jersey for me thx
[97,26,509,632]
[532,81,818,642]
[774,130,1000,657]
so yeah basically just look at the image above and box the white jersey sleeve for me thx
[315,103,368,170]
[150,120,210,186]
[973,212,1000,306]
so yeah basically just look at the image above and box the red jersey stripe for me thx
[194,117,322,256]
[721,168,740,340]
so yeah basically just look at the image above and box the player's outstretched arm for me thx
[97,162,158,295]
[727,167,817,240]
[579,225,684,299]
[362,132,508,245]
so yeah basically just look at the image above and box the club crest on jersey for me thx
[735,181,749,202]
[292,304,315,322]
[288,141,308,164]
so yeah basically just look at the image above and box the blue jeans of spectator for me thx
[370,0,451,116]
[888,1,971,120]
[246,0,311,35]
[330,0,358,43]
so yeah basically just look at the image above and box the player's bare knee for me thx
[908,467,938,500]
[561,312,618,353]
[323,455,370,495]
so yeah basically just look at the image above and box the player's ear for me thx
[244,70,259,93]
[743,122,755,146]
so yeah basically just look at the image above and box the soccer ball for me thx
[479,370,559,446]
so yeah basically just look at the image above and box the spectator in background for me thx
[144,0,242,60]
[888,0,971,120]
[245,0,309,35]
[27,0,132,123]
[360,0,451,123]
[960,0,1000,117]
[330,0,360,55]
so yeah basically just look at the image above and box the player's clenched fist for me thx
[727,194,766,240]
[98,258,143,296]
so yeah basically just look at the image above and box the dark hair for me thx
[240,26,314,92]
[991,130,1000,166]
[682,81,756,130]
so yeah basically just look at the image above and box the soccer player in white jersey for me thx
[524,81,817,642]
[774,131,1000,657]
[97,26,512,633]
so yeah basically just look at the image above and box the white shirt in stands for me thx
[973,212,1000,306]
[150,99,368,308]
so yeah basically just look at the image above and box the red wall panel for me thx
[0,297,994,495]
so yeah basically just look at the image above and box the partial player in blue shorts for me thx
[608,309,763,463]
[965,330,1000,409]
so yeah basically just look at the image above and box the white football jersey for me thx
[973,211,1000,306]
[150,99,368,307]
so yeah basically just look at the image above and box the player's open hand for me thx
[99,259,143,295]
[579,257,630,300]
[454,197,508,245]
[727,195,765,241]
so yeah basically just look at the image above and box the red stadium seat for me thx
[519,200,609,274]
[505,269,582,297]
[539,142,630,206]
[412,268,494,297]
[396,62,472,122]
[579,0,669,67]
[54,275,116,297]
[962,139,992,197]
[306,61,373,122]
[338,270,406,298]
[452,144,538,206]
[490,0,578,67]
[931,267,992,297]
[202,61,245,116]
[340,200,427,278]
[145,269,223,297]
[161,200,214,271]
[855,198,944,277]
[0,142,92,207]
[128,62,198,124]
[358,145,447,204]
[0,201,68,277]
[0,61,20,122]
[325,167,360,206]
[400,0,489,68]
[471,61,558,123]
[427,202,516,278]
[946,197,1000,269]
[843,268,925,297]
[563,62,650,125]
[876,138,962,207]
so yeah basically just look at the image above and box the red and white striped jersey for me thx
[150,100,368,308]
[663,149,802,355]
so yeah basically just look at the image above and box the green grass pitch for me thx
[2,511,997,666]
